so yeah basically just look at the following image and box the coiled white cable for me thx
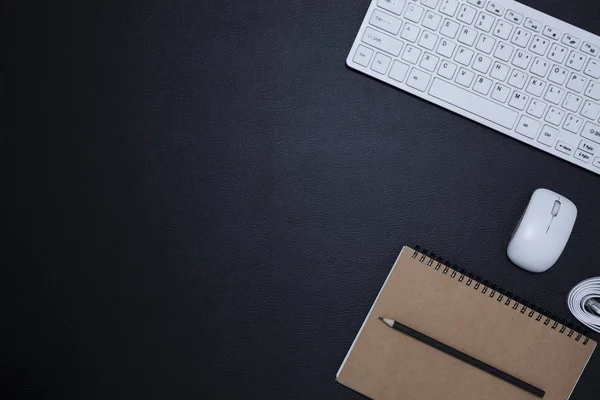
[567,277,600,334]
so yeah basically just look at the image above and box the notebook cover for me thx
[336,246,596,400]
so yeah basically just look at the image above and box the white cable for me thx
[567,277,600,334]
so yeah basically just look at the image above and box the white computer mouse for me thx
[507,189,577,273]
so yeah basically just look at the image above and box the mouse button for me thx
[551,200,561,217]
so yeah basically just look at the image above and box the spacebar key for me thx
[428,78,518,129]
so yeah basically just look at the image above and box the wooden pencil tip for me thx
[378,316,383,321]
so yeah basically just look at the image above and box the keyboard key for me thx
[486,2,504,16]
[515,115,540,138]
[362,28,403,56]
[440,19,460,38]
[371,52,392,74]
[455,67,475,87]
[491,83,511,102]
[581,100,600,120]
[420,0,439,9]
[562,34,581,48]
[509,91,529,110]
[428,78,518,128]
[538,125,559,146]
[473,54,492,73]
[527,99,547,118]
[543,26,561,41]
[512,50,532,69]
[563,92,583,112]
[575,149,593,163]
[473,75,493,95]
[475,13,495,32]
[491,62,510,81]
[402,44,422,64]
[564,114,583,133]
[494,43,514,62]
[581,42,599,56]
[548,44,568,63]
[467,0,484,8]
[419,31,439,50]
[544,85,564,104]
[353,45,374,67]
[475,34,495,54]
[530,58,550,77]
[377,0,407,16]
[579,140,597,154]
[582,121,600,144]
[370,9,403,35]
[524,18,542,32]
[420,53,439,72]
[406,68,431,91]
[389,60,410,82]
[455,47,474,65]
[529,36,549,56]
[594,158,600,168]
[437,39,456,58]
[545,106,565,125]
[438,60,457,79]
[458,26,478,46]
[584,59,600,79]
[526,77,545,97]
[566,51,586,71]
[585,81,600,101]
[493,20,513,40]
[508,70,528,89]
[401,23,421,42]
[567,73,587,93]
[422,11,442,30]
[556,141,574,155]
[548,65,568,85]
[505,10,523,24]
[440,0,459,17]
[405,3,425,23]
[457,5,477,24]
[511,28,532,47]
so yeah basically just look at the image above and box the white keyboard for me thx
[347,0,600,175]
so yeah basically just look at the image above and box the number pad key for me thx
[526,77,545,97]
[548,65,568,85]
[530,58,550,77]
[508,70,528,89]
[512,50,532,69]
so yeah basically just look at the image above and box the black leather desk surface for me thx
[4,0,600,398]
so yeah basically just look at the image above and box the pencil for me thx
[378,317,545,398]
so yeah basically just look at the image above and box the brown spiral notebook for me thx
[336,246,596,399]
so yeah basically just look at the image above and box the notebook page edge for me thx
[336,245,409,378]
[567,342,596,399]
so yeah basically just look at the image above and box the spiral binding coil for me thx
[411,246,590,345]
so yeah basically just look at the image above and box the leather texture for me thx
[3,0,600,398]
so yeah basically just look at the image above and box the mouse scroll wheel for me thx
[551,200,561,217]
